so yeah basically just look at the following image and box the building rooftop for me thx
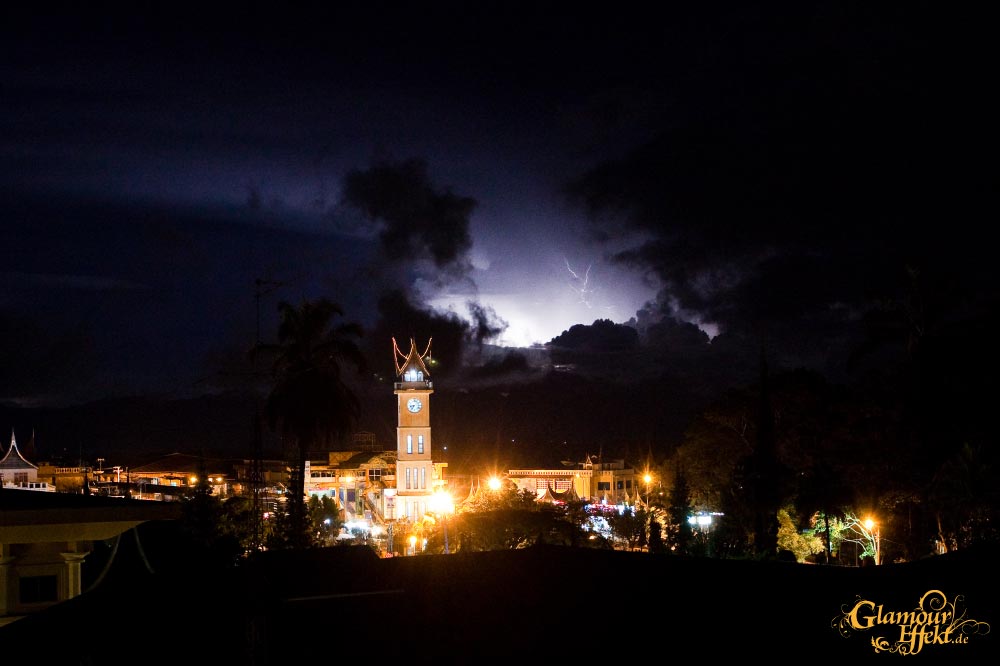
[0,432,36,472]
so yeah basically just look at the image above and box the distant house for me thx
[127,452,234,501]
[33,461,88,494]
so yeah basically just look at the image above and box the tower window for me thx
[417,435,424,454]
[405,467,411,490]
[407,434,413,454]
[404,369,423,382]
[420,467,426,489]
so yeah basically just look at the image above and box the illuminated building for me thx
[506,456,644,506]
[391,337,446,522]
[301,339,448,552]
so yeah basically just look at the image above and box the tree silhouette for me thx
[666,462,694,554]
[929,443,999,551]
[733,349,792,558]
[264,299,366,549]
[796,460,853,563]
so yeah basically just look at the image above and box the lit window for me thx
[417,435,424,454]
[407,434,412,454]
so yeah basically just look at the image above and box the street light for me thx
[430,490,455,554]
[864,517,881,565]
[642,473,654,551]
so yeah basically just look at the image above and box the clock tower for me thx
[392,337,436,521]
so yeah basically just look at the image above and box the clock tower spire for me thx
[392,337,436,522]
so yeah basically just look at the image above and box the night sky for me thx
[1,4,995,466]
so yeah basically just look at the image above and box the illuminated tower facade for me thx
[392,337,436,521]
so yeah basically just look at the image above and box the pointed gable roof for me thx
[536,485,559,503]
[458,478,483,507]
[0,430,38,471]
[536,483,579,505]
[558,485,581,503]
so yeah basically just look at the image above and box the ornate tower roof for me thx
[392,337,432,383]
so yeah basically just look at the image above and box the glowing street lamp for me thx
[864,517,881,565]
[430,490,455,554]
[641,473,654,549]
[487,476,502,491]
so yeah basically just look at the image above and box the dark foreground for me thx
[3,526,997,663]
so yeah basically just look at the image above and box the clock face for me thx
[406,397,423,413]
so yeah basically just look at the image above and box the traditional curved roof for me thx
[460,478,481,505]
[0,431,37,471]
[559,485,581,502]
[536,484,579,504]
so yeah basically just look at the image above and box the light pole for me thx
[864,517,881,565]
[642,473,654,549]
[431,490,455,554]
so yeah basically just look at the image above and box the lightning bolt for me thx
[565,258,596,308]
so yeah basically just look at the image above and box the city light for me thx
[864,516,881,565]
[430,490,455,553]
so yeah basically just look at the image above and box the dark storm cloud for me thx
[338,157,515,363]
[467,351,533,381]
[564,4,995,378]
[365,290,471,380]
[364,289,511,383]
[2,0,993,433]
[466,302,507,349]
[342,158,475,273]
[548,320,639,354]
[0,192,377,405]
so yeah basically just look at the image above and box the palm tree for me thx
[264,299,367,549]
